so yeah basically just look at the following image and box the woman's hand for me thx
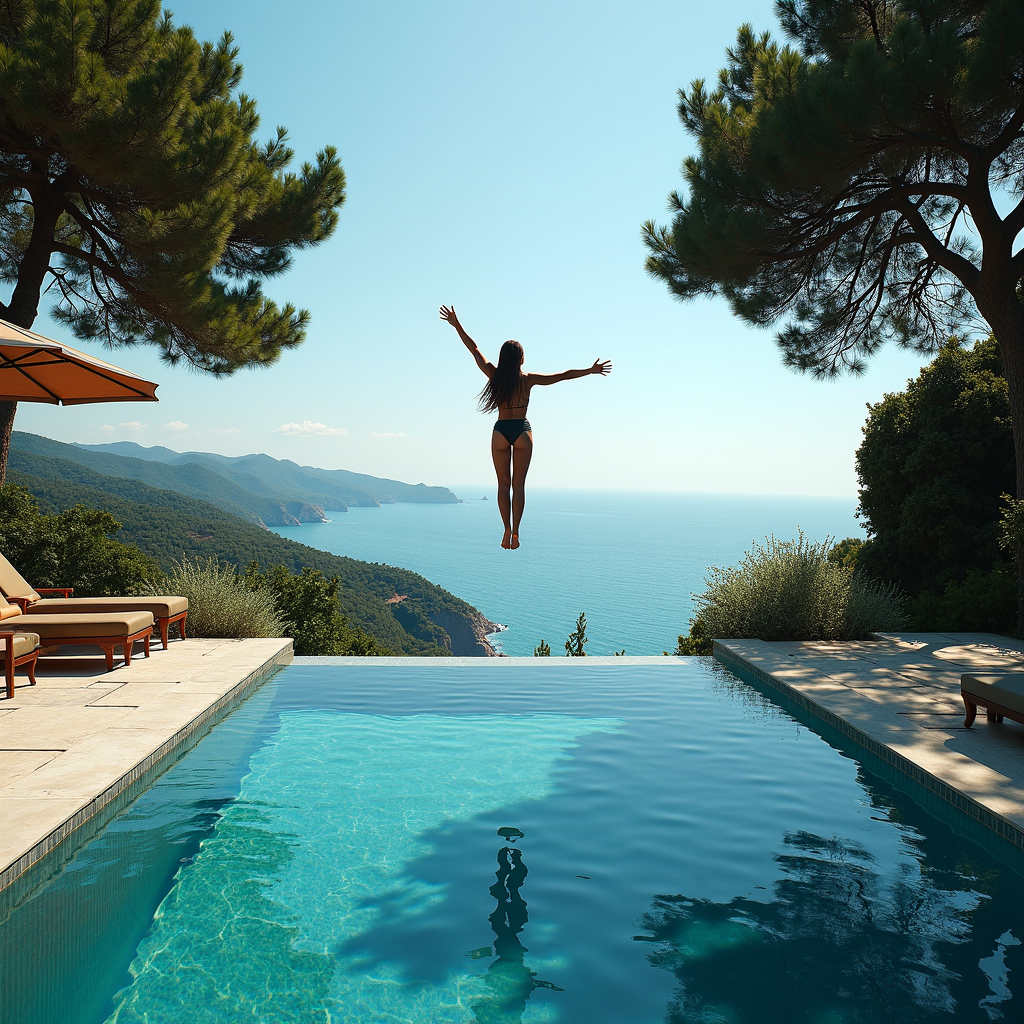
[591,359,612,376]
[439,305,460,327]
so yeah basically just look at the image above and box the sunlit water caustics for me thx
[272,490,861,655]
[2,661,1020,1024]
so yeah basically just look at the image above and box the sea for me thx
[272,489,860,656]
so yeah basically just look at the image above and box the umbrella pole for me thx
[0,399,17,486]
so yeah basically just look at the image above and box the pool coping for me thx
[292,656,681,665]
[0,639,293,914]
[714,638,1024,851]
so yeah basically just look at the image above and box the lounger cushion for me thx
[0,594,20,620]
[12,611,154,638]
[0,632,40,658]
[28,596,188,618]
[961,673,1024,717]
[0,553,41,603]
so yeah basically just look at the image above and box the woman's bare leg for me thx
[491,431,514,548]
[510,431,534,548]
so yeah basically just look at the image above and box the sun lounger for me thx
[0,629,40,698]
[0,553,187,648]
[20,596,187,649]
[960,673,1024,729]
[0,594,154,670]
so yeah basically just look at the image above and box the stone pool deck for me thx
[0,637,291,901]
[716,633,1024,850]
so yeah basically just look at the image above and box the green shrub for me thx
[675,617,714,656]
[678,534,907,647]
[534,639,551,657]
[827,537,863,571]
[241,562,393,656]
[856,337,1015,600]
[0,483,159,595]
[910,567,1015,635]
[565,612,589,656]
[156,557,286,639]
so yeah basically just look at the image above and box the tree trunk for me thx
[0,184,63,485]
[0,400,16,487]
[989,305,1024,638]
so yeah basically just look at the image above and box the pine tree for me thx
[0,0,346,479]
[533,638,551,656]
[644,1,1024,632]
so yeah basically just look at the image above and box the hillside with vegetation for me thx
[7,445,497,657]
[10,433,459,528]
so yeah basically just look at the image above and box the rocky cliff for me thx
[430,608,502,657]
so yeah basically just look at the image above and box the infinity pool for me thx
[1,660,1021,1023]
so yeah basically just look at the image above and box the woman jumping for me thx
[440,305,611,549]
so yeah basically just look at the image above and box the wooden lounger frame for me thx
[37,626,153,671]
[961,689,1024,729]
[155,611,187,649]
[0,628,39,699]
[30,589,187,650]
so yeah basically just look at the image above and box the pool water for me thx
[1,660,1021,1023]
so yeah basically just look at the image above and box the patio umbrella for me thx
[0,319,159,405]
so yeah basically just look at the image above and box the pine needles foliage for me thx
[645,1,1024,633]
[0,0,346,481]
[0,0,346,368]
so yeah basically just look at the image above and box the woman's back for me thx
[496,380,531,420]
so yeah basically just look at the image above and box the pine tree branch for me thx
[893,198,980,291]
[984,100,1024,162]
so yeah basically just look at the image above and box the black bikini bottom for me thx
[493,419,532,444]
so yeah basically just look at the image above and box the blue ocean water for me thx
[273,489,860,655]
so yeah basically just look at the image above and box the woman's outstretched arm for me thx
[440,305,492,376]
[526,359,612,386]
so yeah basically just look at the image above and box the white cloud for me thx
[209,427,242,436]
[99,424,115,434]
[273,420,347,437]
[119,421,148,430]
[162,420,189,432]
[370,431,408,438]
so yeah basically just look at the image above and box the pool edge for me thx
[0,640,293,917]
[714,640,1024,851]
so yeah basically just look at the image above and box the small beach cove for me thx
[272,489,860,656]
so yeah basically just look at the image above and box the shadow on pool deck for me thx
[716,632,1024,850]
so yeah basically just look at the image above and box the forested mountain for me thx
[83,440,459,506]
[7,446,496,657]
[9,433,459,527]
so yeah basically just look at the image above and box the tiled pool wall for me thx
[0,645,292,922]
[714,643,1024,867]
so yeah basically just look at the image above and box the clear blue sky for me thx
[19,0,933,495]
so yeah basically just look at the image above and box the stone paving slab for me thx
[716,633,1024,848]
[0,637,292,900]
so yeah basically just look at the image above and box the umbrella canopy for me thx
[0,320,158,405]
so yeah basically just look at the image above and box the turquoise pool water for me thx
[1,660,1021,1023]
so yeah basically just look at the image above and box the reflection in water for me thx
[470,834,562,1024]
[637,831,1019,1024]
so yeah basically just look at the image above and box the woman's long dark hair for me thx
[478,340,525,413]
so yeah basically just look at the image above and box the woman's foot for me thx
[510,533,520,549]
[501,528,513,549]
